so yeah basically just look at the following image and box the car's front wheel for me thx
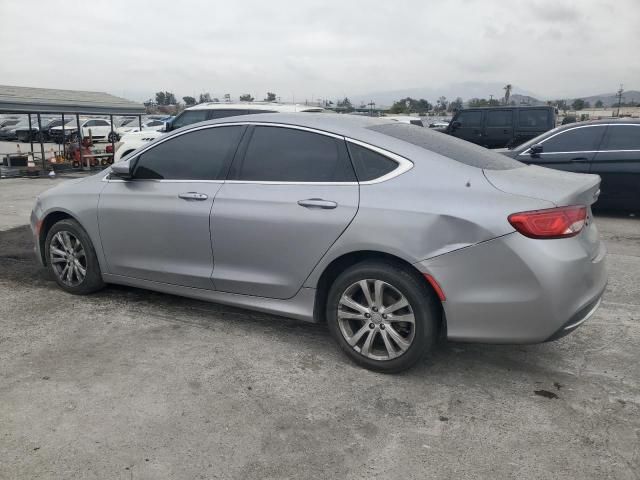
[326,261,439,373]
[45,219,105,295]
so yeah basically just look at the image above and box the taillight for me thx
[508,205,587,239]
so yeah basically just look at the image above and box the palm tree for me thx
[503,84,512,105]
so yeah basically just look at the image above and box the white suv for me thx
[113,103,323,162]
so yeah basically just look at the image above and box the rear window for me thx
[518,109,550,128]
[600,125,640,150]
[367,123,524,170]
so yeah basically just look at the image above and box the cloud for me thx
[0,0,637,102]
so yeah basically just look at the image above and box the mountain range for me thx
[352,82,639,108]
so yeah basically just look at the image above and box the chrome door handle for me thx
[178,192,208,201]
[297,198,338,209]
[570,157,589,163]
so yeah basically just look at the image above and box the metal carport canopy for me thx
[0,85,145,115]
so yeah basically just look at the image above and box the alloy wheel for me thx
[337,279,415,361]
[49,231,87,287]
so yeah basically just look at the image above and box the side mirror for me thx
[450,120,461,130]
[529,144,543,156]
[111,158,133,179]
[162,120,173,132]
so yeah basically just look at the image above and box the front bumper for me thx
[415,231,607,344]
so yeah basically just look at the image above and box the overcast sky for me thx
[0,0,638,103]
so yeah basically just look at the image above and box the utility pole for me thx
[616,84,624,117]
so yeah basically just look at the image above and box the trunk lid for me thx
[483,165,601,207]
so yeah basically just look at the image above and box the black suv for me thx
[441,106,556,148]
[501,119,640,211]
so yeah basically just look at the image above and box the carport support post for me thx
[109,114,115,165]
[28,114,34,157]
[61,114,65,158]
[37,113,45,170]
[76,113,86,170]
[138,115,142,131]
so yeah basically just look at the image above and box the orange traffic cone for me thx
[49,148,56,164]
[26,153,39,176]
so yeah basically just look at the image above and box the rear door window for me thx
[132,125,245,180]
[600,125,640,150]
[232,126,355,182]
[518,109,549,127]
[486,110,513,127]
[539,126,607,153]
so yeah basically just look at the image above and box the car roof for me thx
[185,102,323,113]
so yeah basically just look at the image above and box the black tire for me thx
[108,132,119,142]
[68,132,79,143]
[326,261,439,373]
[44,219,105,295]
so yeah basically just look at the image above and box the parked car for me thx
[115,118,166,137]
[385,116,425,127]
[428,120,450,128]
[0,119,31,140]
[32,114,606,372]
[113,102,324,162]
[15,117,72,142]
[0,118,21,129]
[438,106,556,148]
[49,118,116,143]
[500,119,640,211]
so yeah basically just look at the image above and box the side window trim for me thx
[519,124,607,156]
[226,125,356,185]
[346,138,413,184]
[114,124,247,183]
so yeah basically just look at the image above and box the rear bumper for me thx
[415,231,607,343]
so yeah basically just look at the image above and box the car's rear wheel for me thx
[326,261,439,373]
[45,219,105,295]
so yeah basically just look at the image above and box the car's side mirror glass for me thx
[163,120,172,132]
[111,158,133,179]
[529,144,543,156]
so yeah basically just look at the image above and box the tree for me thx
[155,91,166,105]
[448,97,463,112]
[435,96,448,113]
[336,97,354,112]
[503,84,512,105]
[155,91,177,105]
[595,100,604,108]
[572,98,585,111]
[213,98,220,102]
[388,97,431,114]
[182,96,196,106]
[224,94,231,102]
[265,92,277,102]
[239,94,254,102]
[198,93,212,103]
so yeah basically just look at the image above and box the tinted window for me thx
[457,111,482,127]
[95,120,109,126]
[518,109,549,127]
[171,110,208,129]
[486,110,512,127]
[208,109,249,120]
[84,120,96,127]
[368,123,523,170]
[234,126,356,182]
[600,125,640,150]
[540,126,606,153]
[348,143,398,181]
[133,125,244,180]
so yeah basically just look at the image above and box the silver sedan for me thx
[31,114,607,372]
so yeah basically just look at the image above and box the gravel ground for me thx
[0,178,638,480]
